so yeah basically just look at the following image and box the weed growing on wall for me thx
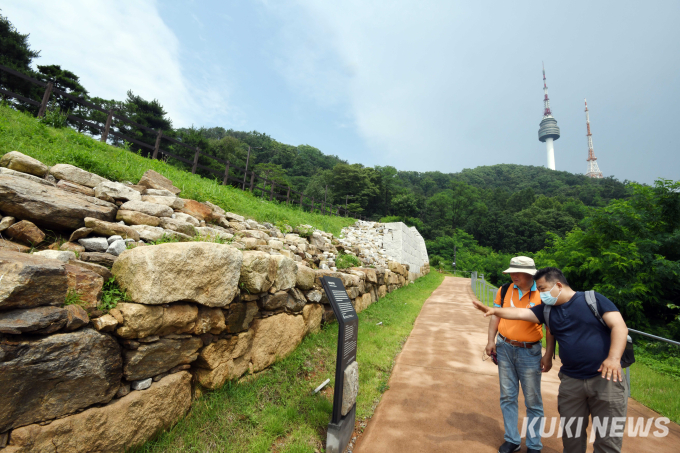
[63,289,86,307]
[335,252,362,269]
[99,278,130,312]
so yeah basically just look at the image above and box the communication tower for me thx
[538,63,560,170]
[584,99,603,178]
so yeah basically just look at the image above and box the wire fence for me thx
[0,64,368,221]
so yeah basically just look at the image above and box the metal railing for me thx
[468,271,679,397]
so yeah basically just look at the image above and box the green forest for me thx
[1,12,679,342]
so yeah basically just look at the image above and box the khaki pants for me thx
[557,372,628,453]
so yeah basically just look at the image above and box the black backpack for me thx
[543,290,635,368]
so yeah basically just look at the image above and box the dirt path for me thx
[354,276,680,453]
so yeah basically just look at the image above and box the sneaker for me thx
[498,441,520,453]
[527,449,542,453]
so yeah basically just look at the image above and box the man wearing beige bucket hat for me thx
[486,256,547,453]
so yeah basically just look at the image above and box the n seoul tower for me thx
[538,63,560,170]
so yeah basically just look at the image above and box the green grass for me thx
[133,271,445,453]
[0,104,355,237]
[629,359,680,424]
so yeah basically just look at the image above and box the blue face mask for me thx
[540,283,561,306]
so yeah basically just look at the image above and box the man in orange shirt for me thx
[486,256,548,453]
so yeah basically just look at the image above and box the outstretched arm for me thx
[471,299,540,323]
[598,311,628,382]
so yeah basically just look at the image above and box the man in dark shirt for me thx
[471,267,629,453]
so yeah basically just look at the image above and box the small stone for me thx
[138,170,180,195]
[60,241,86,253]
[174,212,200,226]
[138,335,160,343]
[0,151,48,177]
[115,382,131,398]
[141,195,184,210]
[130,378,153,391]
[94,181,142,202]
[33,250,76,262]
[106,239,127,256]
[68,259,113,280]
[49,164,108,188]
[128,224,165,242]
[6,220,45,245]
[64,304,89,331]
[78,252,117,268]
[92,314,118,332]
[122,339,140,349]
[225,212,245,222]
[143,188,176,197]
[107,235,123,244]
[56,179,95,197]
[152,372,168,382]
[169,364,191,374]
[84,217,140,241]
[120,200,173,218]
[0,216,16,232]
[69,227,93,242]
[108,308,124,324]
[79,237,109,252]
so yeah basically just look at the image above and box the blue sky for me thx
[4,1,679,184]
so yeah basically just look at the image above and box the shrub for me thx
[336,253,362,269]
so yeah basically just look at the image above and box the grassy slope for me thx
[0,105,354,236]
[134,271,445,453]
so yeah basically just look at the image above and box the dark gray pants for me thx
[557,372,628,453]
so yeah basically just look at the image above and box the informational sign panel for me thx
[320,276,358,453]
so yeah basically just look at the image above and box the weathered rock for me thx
[128,224,165,242]
[259,291,290,311]
[378,285,387,298]
[286,287,307,312]
[302,303,324,335]
[141,194,184,210]
[0,238,30,253]
[113,242,242,307]
[5,220,45,245]
[193,306,226,335]
[123,336,202,381]
[249,312,306,372]
[131,378,153,390]
[143,188,176,197]
[0,151,48,177]
[107,235,123,244]
[0,215,16,232]
[119,200,173,218]
[116,382,131,398]
[243,237,267,249]
[204,200,226,219]
[0,174,117,229]
[224,301,258,333]
[59,241,85,253]
[94,181,142,202]
[0,306,68,334]
[342,361,359,416]
[308,231,326,248]
[84,217,141,241]
[225,212,245,222]
[68,259,113,280]
[0,167,53,187]
[116,209,161,227]
[4,372,191,453]
[56,179,95,197]
[0,328,121,432]
[78,237,109,252]
[78,252,117,268]
[179,199,212,221]
[33,250,76,262]
[193,330,253,389]
[64,262,104,307]
[69,227,93,242]
[239,251,276,294]
[0,250,68,310]
[304,289,323,303]
[268,239,283,250]
[271,254,297,292]
[49,164,108,188]
[93,314,118,332]
[174,211,200,226]
[106,239,127,256]
[195,226,233,240]
[159,217,196,236]
[64,304,89,331]
[138,169,180,195]
[114,303,199,338]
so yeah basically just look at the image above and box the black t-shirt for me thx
[529,292,619,379]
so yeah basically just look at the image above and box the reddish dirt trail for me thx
[354,276,680,453]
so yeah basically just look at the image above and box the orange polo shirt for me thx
[494,283,543,343]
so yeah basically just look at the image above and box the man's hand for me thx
[541,354,553,373]
[472,299,495,317]
[598,357,623,382]
[485,341,496,356]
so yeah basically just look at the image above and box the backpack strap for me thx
[543,305,552,333]
[585,290,608,328]
[499,283,511,307]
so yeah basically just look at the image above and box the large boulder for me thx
[0,151,48,177]
[123,336,202,381]
[84,217,140,241]
[94,181,142,202]
[193,330,253,389]
[239,251,276,294]
[112,242,242,307]
[49,164,108,188]
[0,250,68,310]
[0,174,117,230]
[5,372,192,453]
[0,328,122,432]
[138,169,180,195]
[271,255,297,292]
[114,303,198,339]
[249,313,306,372]
[0,306,68,334]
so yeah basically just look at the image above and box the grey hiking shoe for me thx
[498,441,520,453]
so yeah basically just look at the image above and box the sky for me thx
[3,0,679,185]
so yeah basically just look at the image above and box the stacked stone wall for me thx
[0,151,428,452]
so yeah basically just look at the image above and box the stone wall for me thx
[0,151,429,452]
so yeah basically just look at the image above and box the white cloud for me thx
[2,0,229,127]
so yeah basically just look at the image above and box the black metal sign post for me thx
[320,276,358,453]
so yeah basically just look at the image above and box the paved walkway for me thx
[355,276,680,453]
